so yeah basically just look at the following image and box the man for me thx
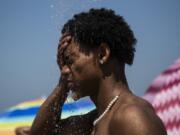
[17,8,167,135]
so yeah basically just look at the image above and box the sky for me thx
[0,0,179,113]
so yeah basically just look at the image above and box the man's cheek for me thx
[73,63,82,74]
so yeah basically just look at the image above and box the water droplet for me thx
[55,124,59,128]
[50,4,54,8]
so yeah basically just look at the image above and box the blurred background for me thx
[0,0,179,113]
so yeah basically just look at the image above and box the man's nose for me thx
[61,65,71,75]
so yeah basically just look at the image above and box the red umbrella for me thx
[144,58,180,135]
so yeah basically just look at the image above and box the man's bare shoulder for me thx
[109,94,167,135]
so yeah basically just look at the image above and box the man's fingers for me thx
[60,33,71,41]
[57,34,72,69]
[60,35,71,43]
[61,41,68,49]
[58,35,72,51]
[60,35,72,46]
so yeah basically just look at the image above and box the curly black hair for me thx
[61,8,137,65]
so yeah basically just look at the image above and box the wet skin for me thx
[20,34,167,135]
[57,35,167,135]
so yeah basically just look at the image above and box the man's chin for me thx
[71,89,87,101]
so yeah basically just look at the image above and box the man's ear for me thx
[98,43,110,64]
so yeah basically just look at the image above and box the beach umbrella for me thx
[0,96,95,135]
[144,58,180,135]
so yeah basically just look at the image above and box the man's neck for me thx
[90,75,130,115]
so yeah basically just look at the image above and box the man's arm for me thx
[16,109,97,135]
[30,35,72,135]
[109,104,167,135]
[30,79,69,135]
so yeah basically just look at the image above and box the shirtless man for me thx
[17,8,167,135]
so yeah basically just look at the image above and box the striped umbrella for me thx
[0,96,95,135]
[144,58,180,135]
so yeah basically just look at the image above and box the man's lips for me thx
[67,81,77,91]
[67,82,73,86]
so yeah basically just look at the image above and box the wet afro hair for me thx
[61,8,137,65]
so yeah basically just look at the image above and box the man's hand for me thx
[58,34,73,95]
[57,34,72,69]
[15,126,30,135]
[30,34,73,135]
